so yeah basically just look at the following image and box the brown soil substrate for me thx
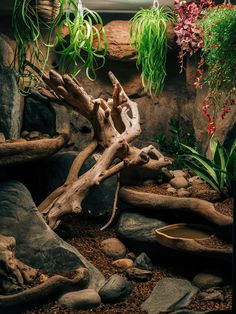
[22,183,232,314]
[196,234,232,250]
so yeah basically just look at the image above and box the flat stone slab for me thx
[141,277,199,314]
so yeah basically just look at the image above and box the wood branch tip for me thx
[108,71,119,86]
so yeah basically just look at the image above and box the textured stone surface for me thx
[101,238,126,259]
[58,289,101,310]
[0,180,105,291]
[116,211,167,256]
[22,91,57,137]
[0,65,22,139]
[99,274,132,303]
[0,33,15,67]
[133,252,153,271]
[141,277,199,314]
[126,267,153,282]
[192,273,224,289]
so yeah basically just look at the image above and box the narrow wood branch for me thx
[100,173,120,231]
[119,187,233,228]
[66,140,98,184]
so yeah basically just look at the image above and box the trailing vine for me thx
[130,0,175,95]
[12,0,107,92]
[196,3,236,134]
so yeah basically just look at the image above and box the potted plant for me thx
[130,0,175,95]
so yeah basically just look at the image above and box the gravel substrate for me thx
[22,183,233,314]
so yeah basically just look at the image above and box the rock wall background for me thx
[0,18,235,153]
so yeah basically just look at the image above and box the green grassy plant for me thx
[12,0,107,91]
[130,4,175,95]
[55,6,107,79]
[198,4,236,95]
[182,137,236,196]
[155,117,200,169]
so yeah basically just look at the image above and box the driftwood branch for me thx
[0,268,89,312]
[119,187,233,228]
[25,62,172,229]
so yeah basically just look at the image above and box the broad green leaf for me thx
[209,136,218,160]
[183,160,221,193]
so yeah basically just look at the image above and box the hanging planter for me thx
[12,0,107,91]
[55,0,107,79]
[130,0,175,95]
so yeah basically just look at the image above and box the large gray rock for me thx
[22,91,57,137]
[0,180,105,291]
[116,211,168,256]
[58,289,101,310]
[141,278,199,314]
[0,65,22,139]
[99,274,132,303]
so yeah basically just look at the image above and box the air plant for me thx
[130,0,175,95]
[12,0,107,91]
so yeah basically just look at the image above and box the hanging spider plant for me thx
[12,0,60,92]
[12,0,107,91]
[55,1,107,79]
[130,0,175,95]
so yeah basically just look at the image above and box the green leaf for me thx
[183,160,221,193]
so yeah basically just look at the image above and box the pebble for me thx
[99,274,132,303]
[126,267,153,282]
[198,290,224,301]
[177,189,191,197]
[192,273,224,289]
[101,238,126,258]
[126,252,136,261]
[170,177,189,189]
[42,133,51,138]
[143,180,156,186]
[0,132,5,143]
[189,176,201,183]
[133,252,153,271]
[58,289,101,310]
[112,258,133,272]
[21,130,29,138]
[170,170,187,178]
[28,130,41,139]
[167,187,177,193]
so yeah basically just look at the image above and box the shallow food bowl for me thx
[155,223,232,261]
